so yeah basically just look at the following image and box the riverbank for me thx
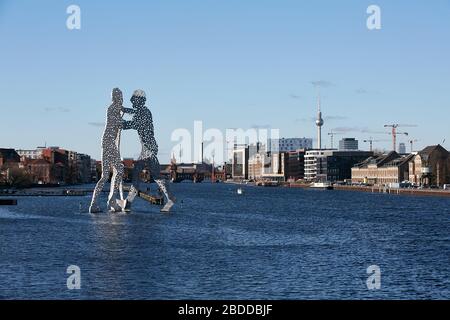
[334,185,450,198]
[225,180,450,198]
[288,183,450,198]
[2,181,450,198]
[0,187,98,197]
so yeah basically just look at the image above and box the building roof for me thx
[383,153,415,167]
[419,144,448,156]
[419,145,439,156]
[0,148,20,162]
[353,151,404,168]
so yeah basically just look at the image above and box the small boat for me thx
[310,182,334,190]
[237,188,243,195]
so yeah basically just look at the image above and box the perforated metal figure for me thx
[89,88,125,213]
[122,89,175,212]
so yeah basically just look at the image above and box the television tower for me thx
[315,93,324,149]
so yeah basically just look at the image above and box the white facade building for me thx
[304,149,334,181]
[16,147,45,160]
[269,138,313,152]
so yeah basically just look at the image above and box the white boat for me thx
[310,182,334,190]
[237,188,243,195]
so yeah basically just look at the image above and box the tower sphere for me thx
[316,118,324,126]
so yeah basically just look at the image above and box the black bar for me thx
[0,199,17,205]
[0,300,447,318]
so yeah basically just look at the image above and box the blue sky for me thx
[0,0,449,162]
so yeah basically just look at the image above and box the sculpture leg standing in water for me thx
[122,89,175,212]
[89,88,125,213]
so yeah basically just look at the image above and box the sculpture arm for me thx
[122,120,133,130]
[122,107,136,114]
[148,110,155,136]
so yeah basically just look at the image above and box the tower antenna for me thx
[315,90,324,149]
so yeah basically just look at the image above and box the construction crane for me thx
[384,124,417,152]
[328,130,342,149]
[409,139,418,153]
[363,137,387,152]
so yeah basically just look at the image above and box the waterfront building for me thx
[248,152,264,180]
[268,138,312,152]
[285,149,306,181]
[351,151,414,185]
[261,152,286,181]
[304,149,334,181]
[352,145,450,187]
[42,147,69,167]
[232,143,264,180]
[409,145,450,187]
[16,147,45,160]
[338,138,359,151]
[247,143,266,180]
[233,142,293,182]
[0,148,20,167]
[232,144,249,180]
[67,150,79,184]
[316,150,374,182]
[25,158,52,184]
[16,146,95,185]
[76,153,92,184]
[90,158,98,182]
[22,158,65,185]
[41,147,69,183]
[0,149,21,184]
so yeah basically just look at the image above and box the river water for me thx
[0,183,449,299]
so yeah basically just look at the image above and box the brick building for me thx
[409,145,450,187]
[0,148,20,167]
[352,151,414,185]
[0,149,21,184]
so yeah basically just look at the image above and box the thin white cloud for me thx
[44,107,71,113]
[88,122,105,127]
[311,80,334,88]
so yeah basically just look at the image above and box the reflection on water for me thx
[0,183,449,299]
